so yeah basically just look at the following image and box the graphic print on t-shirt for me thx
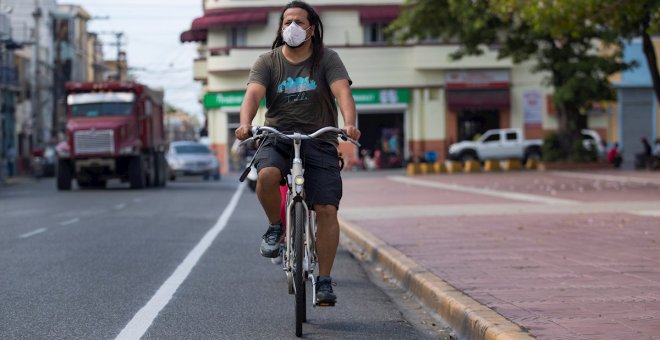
[277,76,317,104]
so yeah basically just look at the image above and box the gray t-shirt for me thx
[248,46,351,145]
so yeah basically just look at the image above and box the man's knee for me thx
[314,204,337,219]
[257,167,281,188]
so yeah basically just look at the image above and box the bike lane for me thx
[339,169,660,340]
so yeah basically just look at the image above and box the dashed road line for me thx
[114,203,127,210]
[19,228,47,239]
[59,218,80,226]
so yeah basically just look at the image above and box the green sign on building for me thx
[352,89,409,105]
[204,92,245,108]
[204,88,409,109]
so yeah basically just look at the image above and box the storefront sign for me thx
[204,92,245,108]
[352,89,409,105]
[523,90,543,128]
[445,70,510,89]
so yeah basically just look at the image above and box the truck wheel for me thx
[460,151,478,162]
[56,160,73,191]
[129,155,146,189]
[523,149,542,165]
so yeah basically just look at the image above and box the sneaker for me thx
[270,253,283,265]
[316,276,337,305]
[260,223,284,258]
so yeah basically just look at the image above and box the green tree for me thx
[589,1,660,103]
[389,0,635,160]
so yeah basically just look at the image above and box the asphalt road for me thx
[0,176,442,340]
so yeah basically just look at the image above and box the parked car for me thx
[580,129,605,158]
[447,128,604,163]
[31,145,57,178]
[448,128,543,163]
[166,141,220,181]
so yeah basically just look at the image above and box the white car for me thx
[448,128,605,162]
[166,141,220,181]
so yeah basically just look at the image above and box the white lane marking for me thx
[114,203,127,210]
[340,201,660,220]
[552,171,660,186]
[115,183,245,340]
[389,176,578,205]
[19,228,47,239]
[59,218,80,226]
[631,210,660,217]
[132,198,142,203]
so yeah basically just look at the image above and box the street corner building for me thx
[179,0,660,174]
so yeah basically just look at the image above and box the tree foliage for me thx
[389,0,659,160]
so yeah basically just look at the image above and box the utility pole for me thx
[98,31,124,81]
[31,0,42,148]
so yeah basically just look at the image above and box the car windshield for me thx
[174,144,211,154]
[71,102,134,117]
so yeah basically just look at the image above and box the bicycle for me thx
[239,126,359,337]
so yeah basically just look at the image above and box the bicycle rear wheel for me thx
[293,200,306,337]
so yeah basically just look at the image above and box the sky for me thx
[66,0,204,119]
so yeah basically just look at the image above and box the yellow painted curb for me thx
[406,163,421,176]
[484,160,501,172]
[525,159,539,170]
[501,159,522,171]
[339,218,534,340]
[464,160,482,173]
[446,161,463,173]
[433,162,447,174]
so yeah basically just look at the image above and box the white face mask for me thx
[282,22,311,48]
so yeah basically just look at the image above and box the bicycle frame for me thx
[282,134,319,304]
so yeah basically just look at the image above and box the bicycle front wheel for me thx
[293,200,306,337]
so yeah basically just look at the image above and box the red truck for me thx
[56,81,168,190]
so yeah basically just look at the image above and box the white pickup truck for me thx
[448,128,605,163]
[448,128,542,163]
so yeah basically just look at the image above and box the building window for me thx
[227,27,247,48]
[364,23,388,45]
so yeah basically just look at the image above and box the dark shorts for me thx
[254,135,343,209]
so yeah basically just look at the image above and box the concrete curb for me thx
[339,217,534,340]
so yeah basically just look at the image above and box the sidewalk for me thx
[338,169,660,340]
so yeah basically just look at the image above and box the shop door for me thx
[620,88,654,168]
[359,112,404,168]
[458,110,500,141]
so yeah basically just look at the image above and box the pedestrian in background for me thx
[7,144,16,177]
[607,142,622,168]
[635,137,652,169]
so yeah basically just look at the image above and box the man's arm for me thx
[330,79,360,141]
[235,82,266,140]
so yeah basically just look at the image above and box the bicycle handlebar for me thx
[241,126,361,147]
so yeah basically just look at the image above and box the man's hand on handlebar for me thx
[343,124,361,141]
[235,124,252,141]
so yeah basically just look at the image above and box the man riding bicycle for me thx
[234,1,360,305]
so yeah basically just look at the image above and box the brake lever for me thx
[239,166,251,182]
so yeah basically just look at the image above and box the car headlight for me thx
[168,158,182,167]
